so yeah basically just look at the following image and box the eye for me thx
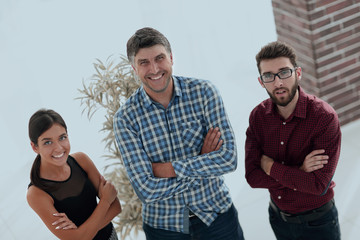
[44,141,52,146]
[263,73,274,79]
[278,69,292,78]
[155,54,166,62]
[59,135,68,141]
[139,60,149,66]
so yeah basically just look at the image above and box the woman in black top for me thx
[27,109,121,240]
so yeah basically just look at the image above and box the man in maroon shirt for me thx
[245,41,341,240]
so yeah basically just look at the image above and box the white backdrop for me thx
[0,0,281,239]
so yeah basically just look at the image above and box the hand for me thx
[52,213,77,230]
[98,175,117,205]
[152,162,176,178]
[300,149,329,172]
[201,127,223,154]
[260,155,274,175]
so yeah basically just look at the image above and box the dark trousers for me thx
[143,204,244,240]
[269,202,341,240]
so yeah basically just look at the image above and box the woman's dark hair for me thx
[28,109,67,190]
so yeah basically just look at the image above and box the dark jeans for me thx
[143,204,244,240]
[269,202,341,240]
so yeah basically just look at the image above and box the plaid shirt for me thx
[245,86,341,214]
[113,76,236,233]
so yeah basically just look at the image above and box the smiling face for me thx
[31,123,70,168]
[132,44,174,100]
[258,57,302,107]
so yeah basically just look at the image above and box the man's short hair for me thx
[127,27,172,64]
[256,41,298,74]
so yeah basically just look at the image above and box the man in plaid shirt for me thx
[245,41,341,240]
[113,27,244,240]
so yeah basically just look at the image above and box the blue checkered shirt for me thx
[113,76,237,233]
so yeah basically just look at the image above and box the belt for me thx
[269,199,334,224]
[189,210,196,218]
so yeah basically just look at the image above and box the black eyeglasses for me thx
[260,67,298,83]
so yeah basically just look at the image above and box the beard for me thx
[266,77,299,107]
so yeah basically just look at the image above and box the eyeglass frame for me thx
[259,67,299,83]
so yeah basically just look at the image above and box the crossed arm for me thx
[27,152,121,240]
[260,149,329,175]
[245,114,341,196]
[152,127,223,178]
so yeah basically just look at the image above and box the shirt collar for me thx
[266,86,307,119]
[140,76,182,108]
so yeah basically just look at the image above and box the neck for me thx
[147,78,174,108]
[40,161,70,181]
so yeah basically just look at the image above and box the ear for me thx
[170,53,173,65]
[258,77,265,88]
[31,142,39,154]
[296,67,302,80]
[131,64,140,76]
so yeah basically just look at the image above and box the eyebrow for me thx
[137,53,166,63]
[262,67,291,74]
[40,133,67,142]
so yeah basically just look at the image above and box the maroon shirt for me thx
[245,87,341,214]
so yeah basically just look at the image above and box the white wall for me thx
[0,0,276,239]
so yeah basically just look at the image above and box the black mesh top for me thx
[34,155,113,240]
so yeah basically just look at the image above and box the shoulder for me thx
[70,152,101,189]
[176,76,214,89]
[175,76,220,99]
[249,99,272,118]
[114,88,142,120]
[70,152,97,173]
[307,93,338,120]
[27,184,53,209]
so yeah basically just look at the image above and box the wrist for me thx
[99,198,112,207]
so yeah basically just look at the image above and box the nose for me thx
[273,75,283,87]
[149,62,159,74]
[53,141,64,151]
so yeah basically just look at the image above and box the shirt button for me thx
[280,141,284,145]
[281,161,285,164]
[283,122,286,125]
[278,196,281,199]
[294,188,297,191]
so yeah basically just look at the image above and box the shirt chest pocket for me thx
[179,120,205,154]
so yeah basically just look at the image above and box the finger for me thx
[53,213,65,217]
[204,128,214,140]
[63,224,77,230]
[311,164,325,171]
[55,218,74,229]
[55,221,71,230]
[313,155,329,161]
[309,149,325,157]
[210,131,221,148]
[305,159,328,172]
[207,128,218,142]
[315,160,328,166]
[52,216,68,226]
[61,221,77,230]
[202,129,214,146]
[100,175,106,184]
[214,139,223,151]
[306,156,328,166]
